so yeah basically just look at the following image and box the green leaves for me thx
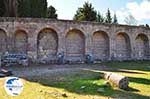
[96,12,105,23]
[0,0,5,17]
[74,2,118,24]
[113,13,118,24]
[73,2,97,21]
[0,0,48,18]
[105,9,112,23]
[18,0,47,18]
[47,5,58,19]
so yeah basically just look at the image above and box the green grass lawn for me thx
[0,61,150,99]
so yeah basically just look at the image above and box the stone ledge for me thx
[0,17,149,30]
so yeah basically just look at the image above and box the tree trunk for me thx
[4,0,17,17]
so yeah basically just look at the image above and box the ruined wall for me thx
[0,17,150,63]
[92,31,109,61]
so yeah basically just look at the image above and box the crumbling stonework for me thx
[37,28,58,61]
[116,32,131,60]
[66,29,85,61]
[0,17,150,63]
[92,31,109,61]
[15,30,28,54]
[0,29,7,54]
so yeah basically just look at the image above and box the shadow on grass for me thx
[112,69,147,74]
[102,60,150,72]
[125,87,140,92]
[129,77,150,85]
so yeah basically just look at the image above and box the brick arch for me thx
[37,28,58,59]
[15,30,28,54]
[65,29,85,60]
[135,33,149,59]
[64,27,85,37]
[116,32,131,60]
[92,31,109,60]
[0,29,7,54]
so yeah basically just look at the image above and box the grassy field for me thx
[0,61,150,99]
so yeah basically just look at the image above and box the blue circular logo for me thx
[4,77,23,96]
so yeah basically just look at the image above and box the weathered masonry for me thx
[0,17,150,63]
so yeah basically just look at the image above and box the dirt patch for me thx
[2,64,108,78]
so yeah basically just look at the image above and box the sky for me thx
[47,0,150,25]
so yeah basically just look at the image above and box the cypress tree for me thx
[18,0,47,18]
[0,0,5,17]
[113,13,118,24]
[96,12,105,23]
[105,8,112,23]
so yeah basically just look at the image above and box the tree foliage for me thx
[145,24,149,28]
[73,3,119,24]
[0,0,48,18]
[17,0,30,17]
[18,0,47,18]
[105,9,112,23]
[47,5,57,19]
[96,12,105,23]
[73,2,97,21]
[0,0,5,17]
[113,13,118,24]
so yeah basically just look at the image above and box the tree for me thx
[18,0,47,18]
[47,5,58,19]
[0,0,48,17]
[124,14,137,25]
[105,9,112,23]
[96,12,105,23]
[17,0,30,17]
[73,2,97,21]
[113,13,118,24]
[145,24,149,28]
[32,0,47,18]
[4,0,18,17]
[0,0,5,16]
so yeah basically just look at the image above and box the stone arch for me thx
[65,29,85,60]
[0,29,7,54]
[37,28,58,59]
[15,30,28,54]
[92,31,109,60]
[116,32,131,60]
[135,34,149,59]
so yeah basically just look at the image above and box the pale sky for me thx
[47,0,150,25]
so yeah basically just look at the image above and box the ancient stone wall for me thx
[92,31,109,61]
[0,17,150,63]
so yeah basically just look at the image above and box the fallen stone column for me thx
[104,72,129,90]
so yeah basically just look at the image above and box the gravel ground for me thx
[2,64,108,78]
